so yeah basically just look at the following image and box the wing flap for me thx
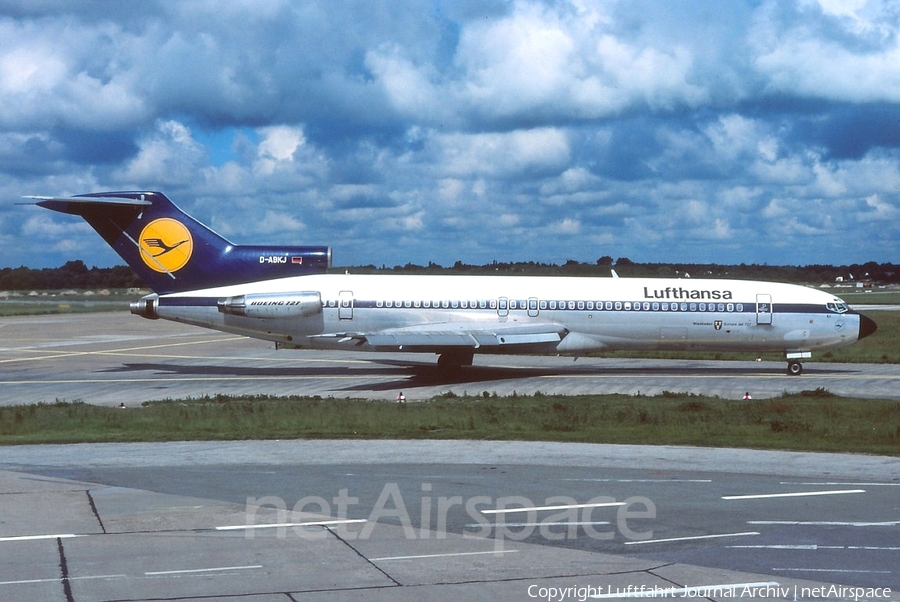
[329,322,566,350]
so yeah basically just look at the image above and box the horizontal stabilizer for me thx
[25,194,153,216]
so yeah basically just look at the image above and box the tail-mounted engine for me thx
[217,292,322,319]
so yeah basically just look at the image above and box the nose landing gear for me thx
[787,360,803,376]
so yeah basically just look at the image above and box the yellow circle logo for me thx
[139,218,193,273]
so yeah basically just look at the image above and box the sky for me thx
[2,0,900,270]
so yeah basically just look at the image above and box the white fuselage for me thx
[140,273,866,358]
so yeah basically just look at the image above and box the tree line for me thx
[0,261,143,290]
[334,258,899,284]
[1,258,898,291]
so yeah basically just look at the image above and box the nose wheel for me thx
[787,360,803,376]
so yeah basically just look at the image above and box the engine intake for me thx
[217,292,322,319]
[130,294,159,319]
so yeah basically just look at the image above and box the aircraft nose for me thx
[858,313,878,341]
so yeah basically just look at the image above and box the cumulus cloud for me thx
[2,0,899,269]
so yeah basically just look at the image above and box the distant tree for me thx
[596,255,613,266]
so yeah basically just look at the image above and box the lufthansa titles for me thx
[644,286,733,300]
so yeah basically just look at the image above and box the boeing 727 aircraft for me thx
[30,191,877,375]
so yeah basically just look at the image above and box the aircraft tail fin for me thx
[29,191,331,294]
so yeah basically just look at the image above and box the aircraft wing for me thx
[315,322,568,350]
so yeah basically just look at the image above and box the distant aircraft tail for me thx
[29,191,331,294]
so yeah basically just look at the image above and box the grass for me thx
[0,290,141,316]
[2,391,899,456]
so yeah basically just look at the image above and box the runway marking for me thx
[0,336,244,365]
[1,574,126,585]
[564,478,712,483]
[589,581,780,599]
[772,568,891,574]
[371,550,518,561]
[624,531,759,545]
[467,521,611,528]
[216,519,366,531]
[0,375,400,386]
[481,501,625,515]
[145,565,263,576]
[722,489,865,500]
[730,544,900,550]
[0,533,79,542]
[780,481,900,487]
[748,520,900,527]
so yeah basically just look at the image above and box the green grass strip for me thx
[2,389,898,456]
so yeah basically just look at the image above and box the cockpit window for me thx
[826,301,850,314]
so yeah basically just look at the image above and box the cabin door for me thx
[756,293,772,325]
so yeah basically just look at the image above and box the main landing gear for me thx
[437,350,474,371]
[786,360,803,376]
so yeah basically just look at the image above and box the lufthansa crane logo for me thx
[139,218,193,273]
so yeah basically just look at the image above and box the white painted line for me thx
[0,534,79,542]
[730,544,900,551]
[145,565,262,576]
[728,544,820,550]
[781,481,900,487]
[590,581,780,598]
[482,501,625,515]
[2,575,126,586]
[467,521,611,528]
[564,478,712,483]
[723,489,865,500]
[371,550,519,561]
[215,519,366,531]
[773,568,891,574]
[748,520,900,527]
[624,531,759,545]
[1,578,59,585]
